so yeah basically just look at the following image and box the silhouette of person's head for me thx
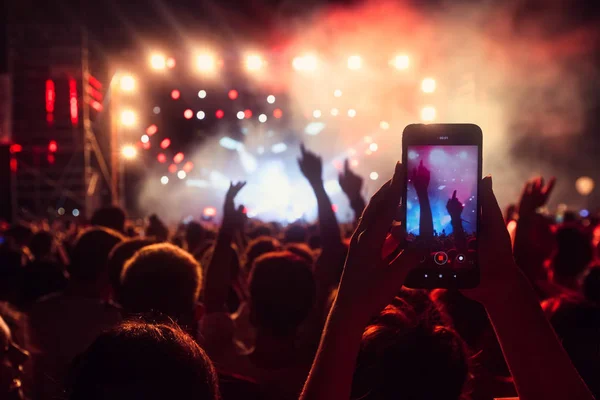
[68,227,124,291]
[120,243,203,327]
[146,214,169,242]
[107,238,156,301]
[351,304,468,400]
[66,321,219,400]
[91,206,127,233]
[550,226,593,286]
[185,222,206,254]
[583,264,600,304]
[245,236,281,273]
[29,231,54,260]
[249,251,315,337]
[283,224,308,244]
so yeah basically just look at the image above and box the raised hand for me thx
[518,176,556,218]
[338,159,363,200]
[446,190,464,220]
[223,181,246,229]
[298,144,323,185]
[411,160,430,195]
[336,163,421,322]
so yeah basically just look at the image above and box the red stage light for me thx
[9,144,22,154]
[203,207,217,217]
[10,159,17,172]
[183,161,194,172]
[69,78,78,126]
[228,89,238,100]
[184,109,193,119]
[47,154,55,164]
[168,164,177,174]
[216,109,224,119]
[171,89,180,100]
[46,114,54,124]
[160,138,171,149]
[273,108,283,119]
[173,152,184,164]
[332,204,338,212]
[146,124,158,136]
[142,141,151,150]
[244,109,253,118]
[48,140,58,153]
[157,153,167,163]
[166,57,176,69]
[45,79,55,113]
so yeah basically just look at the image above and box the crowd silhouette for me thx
[0,144,598,400]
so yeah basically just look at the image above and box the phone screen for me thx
[402,125,481,288]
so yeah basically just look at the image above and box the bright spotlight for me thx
[370,172,379,181]
[258,114,267,123]
[119,75,135,92]
[313,110,322,118]
[198,90,207,99]
[576,176,595,196]
[334,89,342,98]
[347,109,357,118]
[380,121,390,130]
[219,137,242,151]
[392,54,410,70]
[121,145,137,160]
[267,95,276,104]
[184,109,194,119]
[420,106,436,122]
[237,111,245,120]
[245,54,265,71]
[166,57,176,69]
[160,176,169,185]
[150,54,166,70]
[271,143,288,154]
[141,134,149,144]
[196,111,205,120]
[347,55,362,70]
[196,53,216,72]
[369,143,379,152]
[120,110,137,127]
[421,78,436,93]
[177,170,187,180]
[292,54,318,71]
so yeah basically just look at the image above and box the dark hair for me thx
[29,231,54,260]
[68,227,124,282]
[120,243,202,323]
[249,251,315,336]
[107,238,156,298]
[244,236,281,273]
[552,226,593,279]
[66,321,220,400]
[146,214,169,242]
[283,224,308,244]
[351,304,469,400]
[185,221,206,253]
[91,206,127,233]
[285,243,314,266]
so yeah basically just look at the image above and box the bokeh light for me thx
[160,138,171,149]
[347,55,362,70]
[292,54,318,71]
[334,89,342,97]
[157,153,167,163]
[198,90,207,99]
[160,176,169,185]
[184,109,193,119]
[196,53,216,72]
[273,109,283,119]
[370,172,379,180]
[119,75,135,92]
[244,109,253,118]
[331,108,339,116]
[174,152,185,164]
[150,54,166,70]
[313,110,322,118]
[420,106,436,122]
[216,109,224,119]
[237,111,245,120]
[228,89,239,100]
[421,78,436,93]
[121,145,137,160]
[380,121,390,130]
[141,134,149,144]
[258,114,267,123]
[347,109,357,118]
[177,170,187,180]
[576,176,595,196]
[171,90,180,100]
[120,110,137,126]
[267,95,276,104]
[166,57,176,69]
[196,111,205,120]
[146,124,158,136]
[392,54,410,70]
[369,143,379,152]
[245,54,265,71]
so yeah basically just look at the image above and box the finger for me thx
[356,179,392,233]
[300,143,306,155]
[344,159,349,173]
[480,176,511,245]
[543,177,556,198]
[452,190,457,199]
[369,163,404,248]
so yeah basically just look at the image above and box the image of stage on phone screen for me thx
[405,145,479,268]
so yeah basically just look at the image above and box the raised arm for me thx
[463,176,593,400]
[411,160,434,239]
[203,182,246,314]
[338,159,366,225]
[447,190,467,252]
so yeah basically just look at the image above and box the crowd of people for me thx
[0,144,599,400]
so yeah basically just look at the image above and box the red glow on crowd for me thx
[160,138,171,149]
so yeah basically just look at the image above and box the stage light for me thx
[220,137,242,150]
[421,78,436,93]
[392,54,410,70]
[245,54,264,71]
[237,111,245,120]
[196,111,205,120]
[119,75,135,92]
[177,170,187,180]
[157,153,167,163]
[331,108,339,116]
[196,53,216,72]
[369,143,379,152]
[350,159,359,167]
[141,134,149,144]
[48,140,58,153]
[313,110,322,118]
[183,161,194,172]
[216,109,224,119]
[348,148,357,156]
[258,114,267,123]
[267,95,276,104]
[347,109,356,118]
[168,164,177,174]
[273,109,283,119]
[184,109,193,119]
[244,109,253,118]
[380,121,390,130]
[304,122,325,136]
[228,89,238,100]
[72,209,80,217]
[198,90,207,99]
[146,124,158,135]
[121,145,137,160]
[174,152,184,164]
[160,138,171,149]
[576,176,595,196]
[580,209,590,218]
[58,207,65,216]
[420,106,436,122]
[153,106,161,114]
[271,143,287,154]
[364,136,373,143]
[166,57,176,69]
[347,55,362,70]
[150,54,167,70]
[334,89,342,97]
[120,110,137,126]
[204,207,217,217]
[370,172,379,180]
[292,54,318,71]
[171,90,180,100]
[142,141,151,150]
[161,176,169,185]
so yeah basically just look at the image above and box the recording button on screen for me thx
[434,252,448,265]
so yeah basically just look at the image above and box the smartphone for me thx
[401,123,482,289]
